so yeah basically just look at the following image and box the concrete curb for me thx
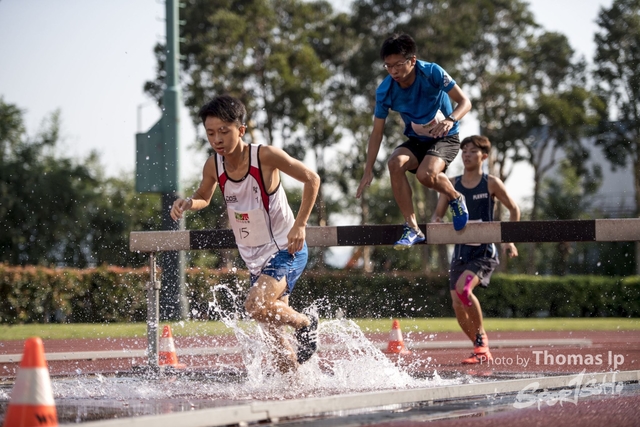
[60,370,640,427]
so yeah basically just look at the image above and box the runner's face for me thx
[204,116,245,156]
[383,54,415,83]
[461,144,487,170]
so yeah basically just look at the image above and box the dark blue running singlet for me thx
[452,174,496,261]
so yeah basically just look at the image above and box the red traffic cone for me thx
[158,325,186,369]
[385,319,411,355]
[3,337,58,427]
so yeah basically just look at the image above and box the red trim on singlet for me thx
[218,171,228,194]
[249,166,269,212]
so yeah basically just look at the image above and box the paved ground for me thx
[1,329,638,378]
[370,393,640,427]
[1,328,639,426]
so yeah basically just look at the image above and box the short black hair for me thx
[198,95,246,126]
[380,33,417,61]
[460,135,492,154]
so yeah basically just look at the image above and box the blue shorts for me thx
[250,242,308,296]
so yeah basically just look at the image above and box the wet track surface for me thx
[1,326,639,425]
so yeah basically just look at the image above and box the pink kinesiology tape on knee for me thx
[456,274,474,307]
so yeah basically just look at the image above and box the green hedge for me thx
[0,265,148,324]
[482,274,640,318]
[292,272,640,319]
[1,264,638,324]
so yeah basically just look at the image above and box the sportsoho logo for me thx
[513,370,624,410]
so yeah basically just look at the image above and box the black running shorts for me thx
[396,134,460,174]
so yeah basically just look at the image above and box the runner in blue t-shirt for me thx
[356,33,472,248]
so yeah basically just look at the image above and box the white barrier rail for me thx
[130,219,640,252]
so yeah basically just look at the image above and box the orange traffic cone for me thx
[385,319,411,355]
[3,337,58,427]
[158,325,186,369]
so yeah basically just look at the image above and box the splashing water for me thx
[45,282,460,405]
[202,283,457,399]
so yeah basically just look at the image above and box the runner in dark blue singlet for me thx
[432,135,520,364]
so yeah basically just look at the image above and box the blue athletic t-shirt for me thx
[374,60,459,141]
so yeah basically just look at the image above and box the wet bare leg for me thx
[245,275,309,328]
[262,322,298,373]
[387,148,420,228]
[415,155,459,201]
[451,271,485,344]
[245,275,310,372]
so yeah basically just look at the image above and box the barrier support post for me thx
[146,253,161,368]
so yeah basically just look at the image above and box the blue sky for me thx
[0,0,614,205]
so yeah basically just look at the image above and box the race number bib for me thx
[411,110,445,136]
[229,207,271,247]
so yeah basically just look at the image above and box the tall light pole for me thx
[135,0,187,321]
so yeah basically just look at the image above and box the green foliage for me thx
[0,98,162,268]
[3,318,638,341]
[89,177,164,267]
[520,39,605,221]
[148,0,334,142]
[483,274,640,318]
[0,264,148,324]
[593,0,640,216]
[539,160,600,222]
[458,0,536,180]
[2,264,639,324]
[293,272,640,319]
[0,106,96,266]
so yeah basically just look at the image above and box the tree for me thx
[537,160,601,275]
[146,0,332,148]
[498,32,605,273]
[146,0,358,267]
[339,0,493,272]
[0,98,161,268]
[592,0,640,273]
[89,176,163,267]
[461,0,537,214]
[522,83,606,221]
[0,104,93,266]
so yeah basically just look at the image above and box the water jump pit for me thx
[2,296,640,426]
[0,316,472,423]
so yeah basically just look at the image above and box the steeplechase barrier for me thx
[129,218,640,368]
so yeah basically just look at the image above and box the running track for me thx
[1,329,639,426]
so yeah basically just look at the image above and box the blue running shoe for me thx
[394,223,425,250]
[449,195,469,231]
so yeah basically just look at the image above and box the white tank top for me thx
[216,144,295,275]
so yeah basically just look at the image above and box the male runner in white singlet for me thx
[170,95,320,372]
